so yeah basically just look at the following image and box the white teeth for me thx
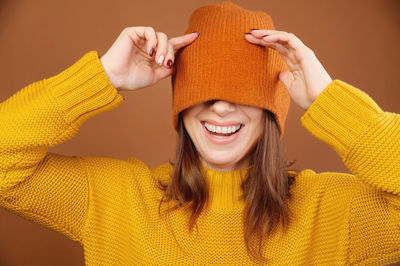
[204,122,241,134]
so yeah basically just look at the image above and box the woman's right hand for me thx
[100,26,200,91]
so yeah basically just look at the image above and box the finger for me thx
[153,57,175,81]
[143,27,157,56]
[154,32,168,66]
[127,26,158,56]
[169,32,200,52]
[153,41,177,79]
[249,29,285,38]
[244,33,289,55]
[251,31,305,52]
[164,41,175,68]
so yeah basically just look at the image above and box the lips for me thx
[201,121,244,144]
[201,120,242,127]
[203,123,242,135]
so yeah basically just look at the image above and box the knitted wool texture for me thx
[171,1,290,138]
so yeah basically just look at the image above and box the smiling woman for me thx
[161,105,296,259]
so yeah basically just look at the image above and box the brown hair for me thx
[158,109,297,262]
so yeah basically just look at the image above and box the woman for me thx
[0,2,399,265]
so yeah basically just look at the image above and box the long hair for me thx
[158,109,297,262]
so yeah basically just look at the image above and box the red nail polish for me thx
[167,59,173,68]
[244,32,251,35]
[149,48,155,57]
[250,28,259,31]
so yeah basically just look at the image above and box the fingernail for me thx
[167,59,173,68]
[244,32,251,35]
[192,32,200,36]
[149,48,155,57]
[250,28,259,31]
[157,54,165,66]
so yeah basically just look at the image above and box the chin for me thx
[208,157,236,166]
[202,153,241,168]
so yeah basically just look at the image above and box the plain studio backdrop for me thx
[0,0,399,265]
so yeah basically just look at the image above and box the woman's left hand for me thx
[244,29,333,110]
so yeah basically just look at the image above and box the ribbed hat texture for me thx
[171,1,290,138]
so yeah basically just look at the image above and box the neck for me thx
[201,164,252,210]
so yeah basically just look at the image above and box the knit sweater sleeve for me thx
[0,51,124,243]
[300,80,400,261]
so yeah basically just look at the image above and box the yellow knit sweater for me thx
[0,51,399,265]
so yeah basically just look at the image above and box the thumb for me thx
[279,70,294,90]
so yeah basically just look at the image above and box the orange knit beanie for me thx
[171,1,290,139]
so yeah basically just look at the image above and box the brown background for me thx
[0,0,399,265]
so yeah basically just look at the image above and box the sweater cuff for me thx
[300,79,384,159]
[46,51,124,128]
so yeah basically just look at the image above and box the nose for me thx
[208,100,236,117]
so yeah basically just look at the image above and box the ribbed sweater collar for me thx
[201,164,251,211]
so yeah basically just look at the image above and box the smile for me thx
[201,121,244,144]
[204,122,241,134]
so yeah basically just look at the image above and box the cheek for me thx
[183,118,204,149]
[182,111,197,136]
[241,119,264,152]
[252,112,265,139]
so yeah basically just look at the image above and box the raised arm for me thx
[245,28,399,196]
[245,29,400,263]
[0,51,124,242]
